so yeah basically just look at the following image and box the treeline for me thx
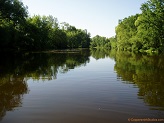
[90,0,164,53]
[116,0,164,53]
[90,35,117,49]
[1,0,163,53]
[0,0,91,51]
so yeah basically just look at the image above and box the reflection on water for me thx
[0,49,164,122]
[0,75,28,120]
[0,50,90,121]
[91,49,164,110]
[0,50,90,81]
[114,51,164,110]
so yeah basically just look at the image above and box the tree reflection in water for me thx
[0,75,28,120]
[91,49,164,110]
[0,49,90,120]
[1,49,163,121]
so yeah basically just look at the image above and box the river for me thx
[0,49,164,123]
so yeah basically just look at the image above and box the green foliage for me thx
[115,0,164,53]
[109,36,117,49]
[24,15,67,50]
[0,0,91,52]
[90,35,118,50]
[1,0,163,52]
[90,35,110,49]
[0,0,28,51]
[24,16,91,51]
[90,0,164,53]
[135,0,164,51]
[0,0,28,24]
[115,14,139,51]
[63,23,91,49]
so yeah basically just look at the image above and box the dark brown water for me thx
[0,49,164,123]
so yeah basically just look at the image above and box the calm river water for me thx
[0,49,164,123]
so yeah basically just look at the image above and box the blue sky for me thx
[22,0,147,38]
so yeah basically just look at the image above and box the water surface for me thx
[0,49,164,123]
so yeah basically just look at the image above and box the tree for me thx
[114,0,164,53]
[90,35,110,49]
[135,0,164,51]
[0,0,28,24]
[0,0,28,51]
[48,28,67,49]
[0,0,91,51]
[109,36,117,49]
[115,15,139,51]
[62,23,91,49]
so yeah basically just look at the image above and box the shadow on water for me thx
[90,48,164,110]
[0,49,90,120]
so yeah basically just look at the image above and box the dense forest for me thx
[0,0,91,51]
[116,0,164,53]
[0,0,163,53]
[91,0,164,53]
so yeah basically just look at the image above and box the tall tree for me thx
[115,15,139,51]
[0,0,28,51]
[135,0,164,51]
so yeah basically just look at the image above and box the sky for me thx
[21,0,147,38]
